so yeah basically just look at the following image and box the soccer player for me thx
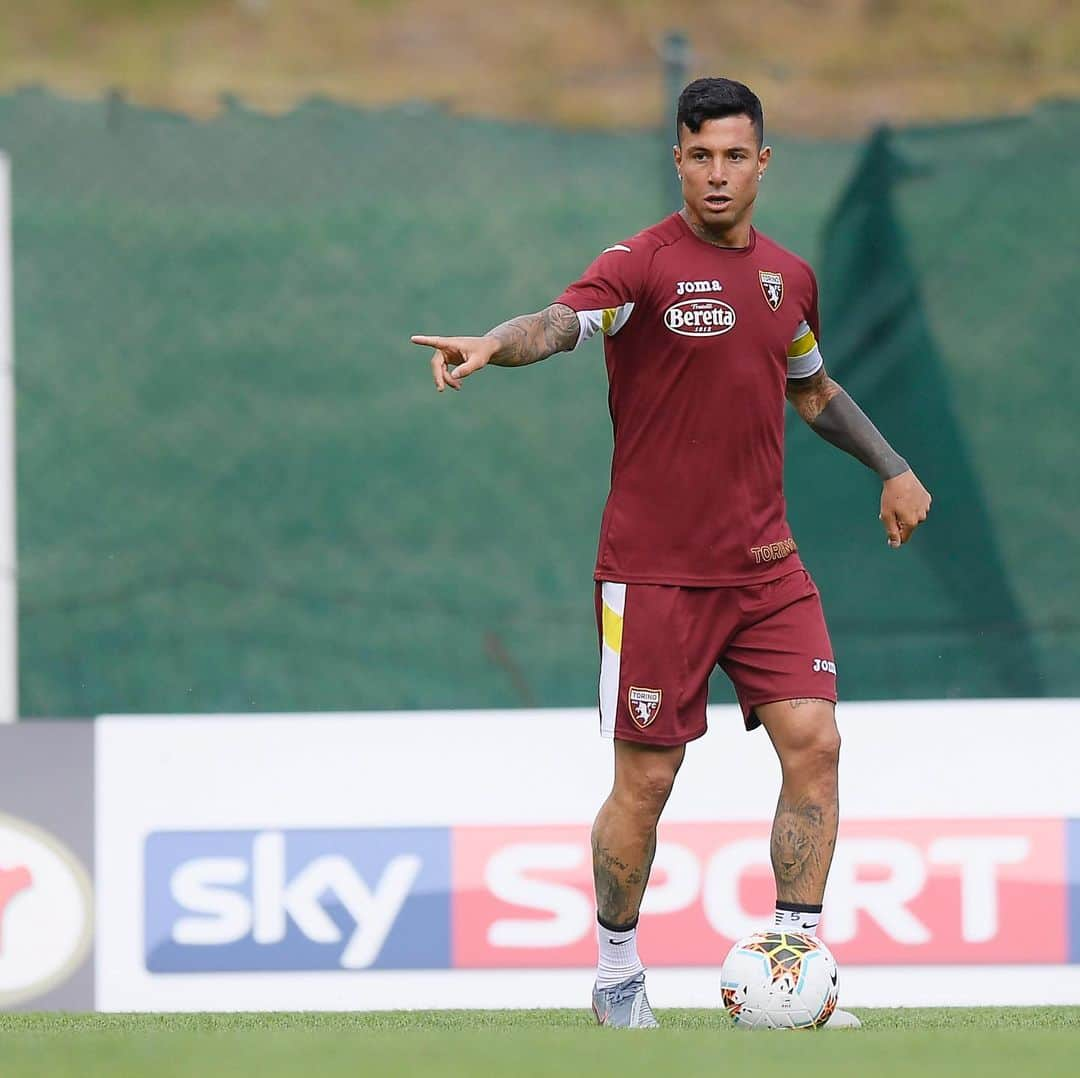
[412,77,931,1028]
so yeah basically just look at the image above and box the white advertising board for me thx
[96,700,1080,1011]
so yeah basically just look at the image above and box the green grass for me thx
[2,1009,1079,1077]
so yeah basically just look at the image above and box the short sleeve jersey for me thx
[554,212,825,586]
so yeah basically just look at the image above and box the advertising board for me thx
[96,702,1080,1010]
[0,722,95,1010]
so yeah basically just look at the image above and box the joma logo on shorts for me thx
[813,658,837,675]
[676,279,723,296]
[664,299,736,337]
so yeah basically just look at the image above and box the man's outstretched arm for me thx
[786,366,932,547]
[411,303,580,392]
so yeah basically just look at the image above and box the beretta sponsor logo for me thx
[664,298,736,337]
[0,813,94,1007]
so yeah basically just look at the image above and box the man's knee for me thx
[764,702,841,780]
[612,742,684,821]
[786,721,840,780]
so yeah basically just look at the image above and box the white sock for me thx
[595,917,645,988]
[774,903,822,937]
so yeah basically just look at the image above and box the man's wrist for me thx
[480,331,511,365]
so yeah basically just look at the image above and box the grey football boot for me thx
[591,972,660,1028]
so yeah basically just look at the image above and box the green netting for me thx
[786,104,1078,701]
[2,89,1074,716]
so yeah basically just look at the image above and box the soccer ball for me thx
[720,930,838,1030]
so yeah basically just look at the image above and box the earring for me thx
[677,172,683,180]
[758,172,765,180]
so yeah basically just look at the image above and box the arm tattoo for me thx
[486,303,580,367]
[787,369,909,480]
[785,367,840,423]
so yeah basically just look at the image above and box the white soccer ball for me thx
[720,930,839,1030]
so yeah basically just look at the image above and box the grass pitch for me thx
[1,1008,1077,1077]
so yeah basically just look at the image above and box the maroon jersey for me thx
[555,212,825,586]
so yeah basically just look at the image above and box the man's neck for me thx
[679,206,752,249]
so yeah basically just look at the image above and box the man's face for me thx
[674,114,771,235]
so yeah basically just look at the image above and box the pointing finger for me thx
[412,334,450,349]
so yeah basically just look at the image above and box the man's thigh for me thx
[596,581,729,747]
[718,569,838,730]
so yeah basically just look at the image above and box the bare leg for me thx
[591,740,684,925]
[756,698,841,905]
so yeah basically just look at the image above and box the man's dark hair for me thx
[676,77,764,147]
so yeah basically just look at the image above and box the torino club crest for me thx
[628,687,662,728]
[759,270,784,311]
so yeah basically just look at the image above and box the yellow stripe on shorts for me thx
[602,601,623,654]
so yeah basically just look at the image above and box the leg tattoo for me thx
[591,742,683,927]
[592,814,657,927]
[771,793,837,906]
[756,698,841,908]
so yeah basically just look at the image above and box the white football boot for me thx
[823,1008,862,1029]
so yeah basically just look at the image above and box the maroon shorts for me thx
[595,569,837,745]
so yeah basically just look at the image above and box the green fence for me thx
[2,89,1074,716]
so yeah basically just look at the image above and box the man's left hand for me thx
[880,470,931,548]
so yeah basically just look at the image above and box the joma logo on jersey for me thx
[628,687,662,728]
[813,658,837,675]
[664,299,736,337]
[676,279,723,296]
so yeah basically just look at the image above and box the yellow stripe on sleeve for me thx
[787,328,817,359]
[602,601,623,654]
[601,308,618,334]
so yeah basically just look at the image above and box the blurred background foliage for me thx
[1,1,1078,134]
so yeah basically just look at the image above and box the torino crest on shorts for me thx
[628,687,662,728]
